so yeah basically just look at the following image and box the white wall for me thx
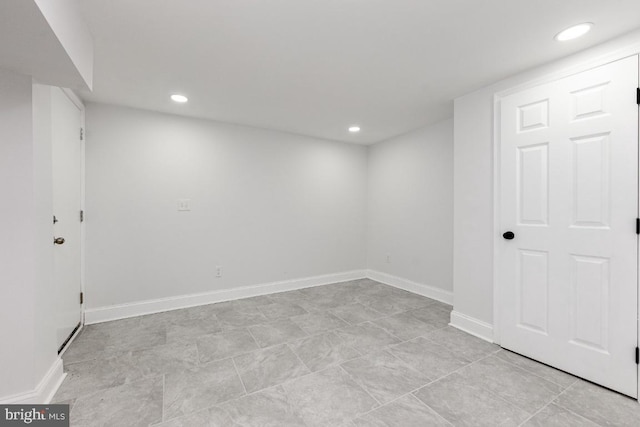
[453,29,640,332]
[85,103,368,310]
[0,72,59,401]
[32,84,58,385]
[0,69,37,399]
[367,120,453,295]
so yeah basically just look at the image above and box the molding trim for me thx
[366,270,453,305]
[85,270,367,324]
[449,310,494,343]
[0,358,66,404]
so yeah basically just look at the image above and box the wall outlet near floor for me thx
[215,266,223,278]
[177,199,191,211]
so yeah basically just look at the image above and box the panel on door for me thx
[52,87,83,351]
[499,56,638,397]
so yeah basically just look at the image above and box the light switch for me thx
[177,199,191,211]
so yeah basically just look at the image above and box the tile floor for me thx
[53,279,640,426]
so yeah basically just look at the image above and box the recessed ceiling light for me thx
[555,23,593,41]
[171,94,188,103]
[348,126,361,133]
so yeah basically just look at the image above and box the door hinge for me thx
[636,218,639,234]
[636,88,640,105]
[636,347,639,364]
[80,210,84,222]
[80,127,84,141]
[80,292,84,305]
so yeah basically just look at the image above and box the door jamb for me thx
[59,87,86,328]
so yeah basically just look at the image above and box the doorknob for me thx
[54,237,65,245]
[502,231,515,240]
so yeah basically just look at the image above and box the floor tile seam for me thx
[376,329,440,353]
[515,401,549,426]
[552,402,607,427]
[380,347,437,380]
[443,350,561,416]
[256,304,309,321]
[411,323,452,341]
[231,356,249,395]
[160,371,245,424]
[383,303,451,322]
[410,351,498,395]
[406,393,455,426]
[324,308,360,325]
[69,374,165,408]
[336,364,384,412]
[477,353,569,395]
[100,339,171,359]
[55,372,133,403]
[314,323,356,339]
[549,384,607,427]
[364,304,404,318]
[521,380,601,427]
[332,349,369,368]
[384,329,459,356]
[63,343,146,367]
[420,331,500,358]
[197,341,262,366]
[371,385,457,426]
[175,324,240,342]
[355,378,436,418]
[284,342,313,376]
[161,373,166,422]
[287,313,340,335]
[493,352,580,390]
[244,326,263,349]
[248,315,312,330]
[248,331,311,350]
[453,366,542,418]
[367,321,406,343]
[232,336,320,362]
[231,347,344,398]
[194,339,202,366]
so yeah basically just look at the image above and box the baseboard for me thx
[85,270,367,324]
[0,358,66,404]
[449,310,494,343]
[366,270,453,306]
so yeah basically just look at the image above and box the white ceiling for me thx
[79,0,640,144]
[0,0,90,90]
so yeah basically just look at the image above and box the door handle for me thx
[502,231,515,240]
[54,237,65,245]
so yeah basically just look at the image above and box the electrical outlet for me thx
[177,199,191,211]
[215,266,223,278]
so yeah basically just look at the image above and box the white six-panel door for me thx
[498,55,639,397]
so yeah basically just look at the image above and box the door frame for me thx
[55,87,86,353]
[492,53,640,399]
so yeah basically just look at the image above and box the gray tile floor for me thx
[53,279,640,426]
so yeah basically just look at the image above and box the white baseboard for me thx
[85,270,367,324]
[366,270,453,306]
[0,358,66,404]
[449,310,494,343]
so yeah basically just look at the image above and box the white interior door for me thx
[498,55,639,397]
[52,87,83,351]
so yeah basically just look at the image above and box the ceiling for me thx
[0,0,91,90]
[79,0,640,144]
